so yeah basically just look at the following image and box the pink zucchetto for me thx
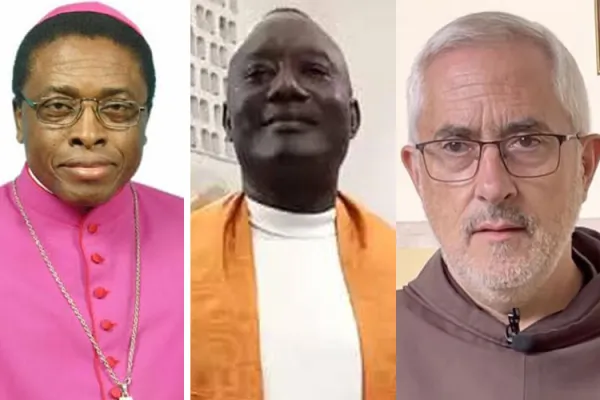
[36,1,142,35]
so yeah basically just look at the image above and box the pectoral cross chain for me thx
[120,384,133,400]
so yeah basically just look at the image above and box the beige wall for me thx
[396,248,435,289]
[396,0,600,222]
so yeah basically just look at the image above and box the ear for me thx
[401,144,424,195]
[13,98,24,144]
[579,133,600,201]
[349,98,361,139]
[222,102,232,142]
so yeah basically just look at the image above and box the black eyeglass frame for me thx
[414,133,581,182]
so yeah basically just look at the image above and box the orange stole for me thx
[190,193,395,399]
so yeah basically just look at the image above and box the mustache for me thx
[463,205,535,236]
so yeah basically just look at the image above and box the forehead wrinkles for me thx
[30,37,136,72]
[28,38,142,89]
[422,57,557,134]
[426,53,546,102]
[33,55,132,76]
[430,84,535,127]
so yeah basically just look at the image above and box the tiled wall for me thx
[190,0,238,159]
[190,0,241,198]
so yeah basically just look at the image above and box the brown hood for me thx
[401,227,600,354]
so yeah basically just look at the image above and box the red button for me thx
[91,253,104,264]
[87,223,99,234]
[107,356,119,368]
[100,320,116,331]
[93,287,108,299]
[109,386,122,399]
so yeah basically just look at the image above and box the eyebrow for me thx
[432,124,473,140]
[432,117,553,140]
[298,49,334,62]
[35,85,137,100]
[242,47,334,64]
[503,118,552,135]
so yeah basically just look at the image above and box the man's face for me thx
[224,12,359,183]
[15,35,148,208]
[402,41,600,306]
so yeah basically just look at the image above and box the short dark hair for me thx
[263,7,312,20]
[12,12,156,111]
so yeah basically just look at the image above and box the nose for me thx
[473,144,517,205]
[267,63,309,102]
[68,104,107,149]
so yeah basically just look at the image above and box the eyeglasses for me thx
[415,133,580,182]
[20,94,147,130]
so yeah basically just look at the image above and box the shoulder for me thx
[396,288,409,309]
[338,192,395,243]
[364,209,395,241]
[131,182,183,209]
[130,182,183,234]
[337,192,396,271]
[0,179,12,194]
[190,192,241,229]
[190,193,244,282]
[0,181,15,217]
[0,180,16,211]
[190,192,243,253]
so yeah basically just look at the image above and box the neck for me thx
[27,167,52,194]
[247,196,336,239]
[481,250,583,329]
[26,167,112,215]
[243,178,338,214]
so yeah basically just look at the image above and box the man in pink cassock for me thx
[0,2,183,400]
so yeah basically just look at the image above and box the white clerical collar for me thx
[246,197,336,239]
[27,166,53,194]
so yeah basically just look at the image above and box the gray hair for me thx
[406,11,590,143]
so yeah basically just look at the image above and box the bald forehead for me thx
[230,12,347,72]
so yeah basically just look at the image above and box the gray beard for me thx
[433,176,583,311]
[441,228,571,310]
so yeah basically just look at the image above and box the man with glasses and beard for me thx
[0,3,183,399]
[190,8,395,400]
[397,11,600,400]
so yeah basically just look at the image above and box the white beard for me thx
[428,164,584,310]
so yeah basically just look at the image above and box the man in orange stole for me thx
[190,8,395,400]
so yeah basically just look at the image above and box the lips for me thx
[58,157,116,181]
[470,221,528,242]
[60,159,113,168]
[262,113,318,126]
[474,222,525,233]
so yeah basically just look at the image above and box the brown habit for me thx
[191,193,395,399]
[397,227,600,399]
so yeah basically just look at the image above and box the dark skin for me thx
[224,11,361,213]
[14,35,149,210]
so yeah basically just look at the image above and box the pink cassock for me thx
[0,166,183,400]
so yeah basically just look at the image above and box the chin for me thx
[58,184,119,209]
[468,251,545,290]
[260,134,332,157]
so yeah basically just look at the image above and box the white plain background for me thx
[397,0,600,222]
[0,0,189,198]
